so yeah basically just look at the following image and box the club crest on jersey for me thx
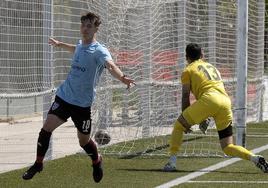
[52,102,59,111]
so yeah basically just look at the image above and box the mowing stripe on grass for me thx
[156,144,268,188]
[188,180,268,184]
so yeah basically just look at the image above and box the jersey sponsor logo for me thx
[51,102,59,111]
[71,65,86,72]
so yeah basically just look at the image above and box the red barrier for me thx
[152,50,179,80]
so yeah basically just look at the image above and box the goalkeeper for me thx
[22,12,135,182]
[163,43,268,173]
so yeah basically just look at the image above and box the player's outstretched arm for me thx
[106,60,136,89]
[49,38,76,53]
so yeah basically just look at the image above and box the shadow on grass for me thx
[117,168,260,175]
[119,136,204,159]
[116,168,184,173]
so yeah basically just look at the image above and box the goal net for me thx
[0,0,266,171]
[88,0,266,156]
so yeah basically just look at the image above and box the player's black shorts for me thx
[48,96,92,135]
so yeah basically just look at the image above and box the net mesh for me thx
[0,0,267,172]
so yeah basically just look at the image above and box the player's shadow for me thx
[118,168,260,175]
[119,136,204,159]
[117,168,182,173]
[117,168,194,173]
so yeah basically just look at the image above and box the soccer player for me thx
[163,43,268,173]
[22,12,135,182]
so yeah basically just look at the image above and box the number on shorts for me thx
[82,120,91,132]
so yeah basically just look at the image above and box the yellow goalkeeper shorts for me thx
[182,91,232,131]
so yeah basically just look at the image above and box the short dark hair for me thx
[186,43,202,61]
[81,12,101,27]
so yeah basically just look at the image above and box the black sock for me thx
[82,139,98,161]
[36,128,52,163]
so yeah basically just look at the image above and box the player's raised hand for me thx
[48,38,75,53]
[48,38,60,47]
[120,75,136,90]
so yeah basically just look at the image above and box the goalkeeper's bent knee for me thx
[223,144,253,160]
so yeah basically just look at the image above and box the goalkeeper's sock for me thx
[223,144,253,160]
[36,128,52,163]
[169,120,185,156]
[82,139,98,162]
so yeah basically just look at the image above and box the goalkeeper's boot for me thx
[22,162,43,180]
[92,155,103,183]
[254,155,268,173]
[163,161,176,172]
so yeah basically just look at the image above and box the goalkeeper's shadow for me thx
[117,168,260,175]
[116,168,182,173]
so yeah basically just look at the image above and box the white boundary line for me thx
[156,144,268,188]
[188,180,268,184]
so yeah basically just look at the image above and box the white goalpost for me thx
[0,0,266,172]
[235,0,248,147]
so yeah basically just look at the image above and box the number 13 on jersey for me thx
[198,65,221,81]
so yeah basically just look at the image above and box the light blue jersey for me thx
[56,40,112,107]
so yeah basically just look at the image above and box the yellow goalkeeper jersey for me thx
[181,59,228,99]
